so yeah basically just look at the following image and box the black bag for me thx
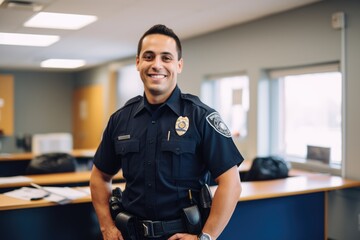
[26,152,76,175]
[243,156,290,181]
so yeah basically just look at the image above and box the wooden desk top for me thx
[0,170,124,189]
[0,149,96,162]
[0,185,98,211]
[222,173,360,202]
[1,171,360,211]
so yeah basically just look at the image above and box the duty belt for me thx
[139,218,186,238]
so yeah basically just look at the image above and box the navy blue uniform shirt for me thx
[93,86,243,220]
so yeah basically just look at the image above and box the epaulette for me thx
[110,95,142,119]
[124,95,142,107]
[181,93,212,111]
[116,95,142,112]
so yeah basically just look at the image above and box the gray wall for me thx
[179,0,360,180]
[0,70,74,152]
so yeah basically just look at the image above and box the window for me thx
[116,64,143,108]
[201,74,249,139]
[268,64,342,168]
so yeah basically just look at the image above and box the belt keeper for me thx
[142,220,162,238]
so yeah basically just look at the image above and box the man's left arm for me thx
[201,165,241,239]
[169,165,241,240]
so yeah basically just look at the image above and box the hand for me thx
[168,233,198,240]
[101,225,123,240]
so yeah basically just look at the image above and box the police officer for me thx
[90,24,243,240]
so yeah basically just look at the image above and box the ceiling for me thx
[0,0,321,71]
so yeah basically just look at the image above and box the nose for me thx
[151,56,162,70]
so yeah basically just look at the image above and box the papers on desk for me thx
[44,186,89,200]
[4,186,90,205]
[0,176,32,185]
[5,187,49,201]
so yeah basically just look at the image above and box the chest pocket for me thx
[115,140,140,178]
[160,139,200,180]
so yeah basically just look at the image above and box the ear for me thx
[135,56,140,71]
[177,58,183,74]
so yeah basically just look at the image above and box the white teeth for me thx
[150,74,165,79]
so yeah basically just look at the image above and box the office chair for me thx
[25,152,76,175]
[242,156,290,181]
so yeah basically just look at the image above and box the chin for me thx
[148,87,163,95]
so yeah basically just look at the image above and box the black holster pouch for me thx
[109,187,124,220]
[115,212,139,240]
[182,205,202,235]
[199,184,213,225]
[110,188,138,240]
[182,184,213,234]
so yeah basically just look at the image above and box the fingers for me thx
[167,233,197,240]
[168,233,183,239]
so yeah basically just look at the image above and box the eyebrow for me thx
[142,50,174,57]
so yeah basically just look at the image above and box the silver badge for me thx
[206,112,231,138]
[175,116,189,136]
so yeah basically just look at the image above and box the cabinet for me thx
[0,75,14,136]
[72,84,104,149]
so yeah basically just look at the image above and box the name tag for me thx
[117,135,131,141]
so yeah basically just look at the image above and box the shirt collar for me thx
[165,86,181,116]
[133,85,182,117]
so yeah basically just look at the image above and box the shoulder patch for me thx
[206,112,232,138]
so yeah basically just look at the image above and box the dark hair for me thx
[137,24,182,60]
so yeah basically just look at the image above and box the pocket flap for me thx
[161,140,196,155]
[115,140,140,155]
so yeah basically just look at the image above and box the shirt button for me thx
[152,121,156,124]
[147,161,151,165]
[147,183,152,188]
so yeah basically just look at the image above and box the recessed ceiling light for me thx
[0,32,59,46]
[1,0,44,12]
[24,12,98,30]
[41,59,86,69]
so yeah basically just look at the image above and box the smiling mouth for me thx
[148,74,167,79]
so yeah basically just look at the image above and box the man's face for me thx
[136,34,183,103]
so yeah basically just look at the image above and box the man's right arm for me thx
[90,165,122,240]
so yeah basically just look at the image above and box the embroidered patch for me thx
[206,112,231,138]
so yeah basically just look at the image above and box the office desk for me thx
[1,173,359,240]
[0,170,124,193]
[217,174,360,240]
[0,149,96,176]
[0,149,96,161]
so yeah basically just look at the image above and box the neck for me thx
[145,86,176,104]
[145,93,167,104]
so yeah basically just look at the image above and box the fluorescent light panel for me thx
[24,12,98,30]
[41,59,86,69]
[0,32,59,46]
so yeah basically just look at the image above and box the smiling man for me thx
[90,24,243,240]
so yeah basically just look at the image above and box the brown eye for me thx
[143,53,154,61]
[162,55,172,62]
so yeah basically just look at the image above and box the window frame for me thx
[267,63,343,175]
[200,72,250,140]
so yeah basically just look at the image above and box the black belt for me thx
[139,218,186,238]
